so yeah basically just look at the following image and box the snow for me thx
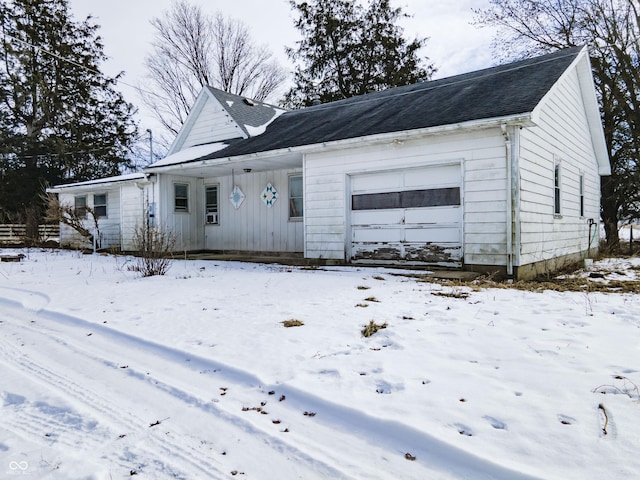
[0,249,639,479]
[149,143,228,168]
[48,172,146,190]
[245,108,287,137]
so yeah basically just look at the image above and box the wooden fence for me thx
[0,224,60,244]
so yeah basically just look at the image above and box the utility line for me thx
[1,31,163,99]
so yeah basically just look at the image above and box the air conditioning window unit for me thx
[205,212,218,224]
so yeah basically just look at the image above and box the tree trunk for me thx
[601,175,620,250]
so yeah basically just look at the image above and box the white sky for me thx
[67,0,497,132]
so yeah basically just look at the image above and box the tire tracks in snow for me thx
[0,299,354,479]
[0,293,544,480]
[0,307,232,478]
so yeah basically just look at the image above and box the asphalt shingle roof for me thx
[206,87,284,134]
[196,47,582,163]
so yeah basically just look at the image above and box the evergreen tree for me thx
[285,0,435,107]
[0,0,137,219]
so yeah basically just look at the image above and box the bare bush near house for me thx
[131,223,176,276]
[44,192,98,246]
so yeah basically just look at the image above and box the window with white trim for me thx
[553,161,561,216]
[74,195,87,217]
[94,193,107,218]
[289,175,303,219]
[579,173,585,217]
[174,183,189,212]
[205,185,219,224]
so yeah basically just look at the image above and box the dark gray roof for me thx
[196,47,582,162]
[207,87,284,136]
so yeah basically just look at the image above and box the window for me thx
[94,193,107,218]
[352,187,460,210]
[579,174,585,217]
[74,195,87,217]
[289,175,303,219]
[554,161,561,216]
[205,185,219,224]
[174,183,189,212]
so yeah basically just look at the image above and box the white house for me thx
[51,46,610,279]
[47,173,149,251]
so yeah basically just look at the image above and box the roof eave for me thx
[145,114,535,174]
[47,176,149,193]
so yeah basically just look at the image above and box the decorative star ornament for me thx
[261,183,279,208]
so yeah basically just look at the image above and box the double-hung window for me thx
[553,160,561,216]
[205,185,219,224]
[74,195,87,217]
[174,184,189,212]
[579,173,585,217]
[289,175,303,220]
[94,194,107,218]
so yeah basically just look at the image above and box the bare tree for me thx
[475,0,640,250]
[140,1,288,136]
[44,192,100,247]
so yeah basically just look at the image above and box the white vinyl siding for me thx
[304,129,507,265]
[60,188,123,249]
[120,184,145,251]
[180,96,244,150]
[518,66,601,265]
[202,169,303,252]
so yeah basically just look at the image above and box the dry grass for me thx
[361,320,387,337]
[397,268,640,294]
[432,291,470,299]
[281,319,304,328]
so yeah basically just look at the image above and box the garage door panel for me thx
[404,206,459,224]
[405,243,462,262]
[350,165,462,267]
[351,171,404,192]
[403,164,459,187]
[405,226,460,243]
[353,227,403,243]
[352,209,403,225]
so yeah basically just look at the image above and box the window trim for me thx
[579,173,585,218]
[74,195,87,218]
[174,183,189,213]
[93,193,107,218]
[288,174,303,221]
[553,158,562,217]
[205,184,220,225]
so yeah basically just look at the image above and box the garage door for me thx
[350,165,462,267]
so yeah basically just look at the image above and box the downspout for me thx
[501,124,514,277]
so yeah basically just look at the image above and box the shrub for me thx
[131,223,175,277]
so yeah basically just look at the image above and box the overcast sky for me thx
[67,0,497,133]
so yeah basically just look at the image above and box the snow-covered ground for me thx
[0,249,639,479]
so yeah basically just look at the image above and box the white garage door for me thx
[350,165,462,267]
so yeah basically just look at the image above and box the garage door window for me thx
[352,187,460,210]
